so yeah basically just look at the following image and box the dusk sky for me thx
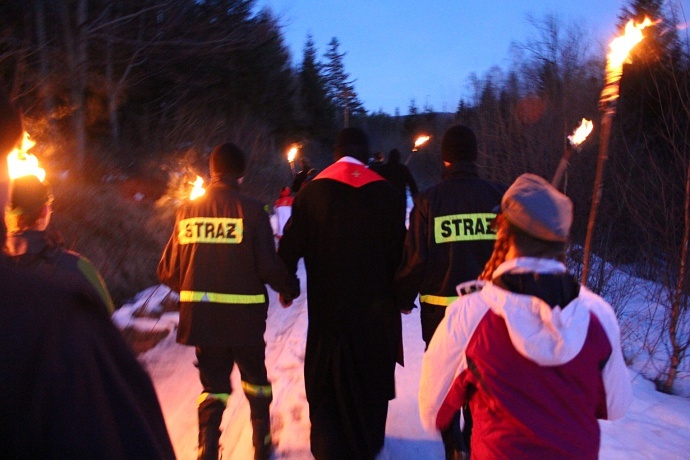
[256,0,631,115]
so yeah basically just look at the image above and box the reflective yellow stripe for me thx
[241,381,272,398]
[180,290,265,304]
[197,392,229,406]
[419,294,458,306]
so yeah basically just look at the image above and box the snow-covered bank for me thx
[125,262,690,459]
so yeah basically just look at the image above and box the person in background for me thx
[278,127,407,460]
[158,142,300,460]
[378,148,418,204]
[368,151,385,173]
[0,93,175,458]
[419,173,633,460]
[291,157,312,193]
[394,124,505,459]
[272,186,294,240]
[4,174,115,316]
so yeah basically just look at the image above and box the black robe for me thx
[279,158,407,459]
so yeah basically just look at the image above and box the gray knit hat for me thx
[501,173,573,242]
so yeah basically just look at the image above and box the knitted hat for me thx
[334,127,369,163]
[441,125,477,163]
[8,175,52,214]
[501,173,573,242]
[210,143,245,177]
[388,148,401,164]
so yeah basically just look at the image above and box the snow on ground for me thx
[120,260,690,459]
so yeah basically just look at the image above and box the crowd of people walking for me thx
[1,89,632,460]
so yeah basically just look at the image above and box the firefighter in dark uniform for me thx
[394,124,506,460]
[158,143,300,460]
[278,127,407,460]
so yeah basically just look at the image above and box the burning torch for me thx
[189,175,205,200]
[6,132,46,182]
[551,118,593,190]
[406,135,431,165]
[287,144,299,175]
[412,135,430,152]
[581,17,653,285]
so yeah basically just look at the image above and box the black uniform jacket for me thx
[395,162,506,309]
[0,259,175,459]
[278,158,407,403]
[158,176,299,346]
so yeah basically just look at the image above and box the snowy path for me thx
[134,262,690,459]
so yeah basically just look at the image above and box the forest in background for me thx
[1,0,689,392]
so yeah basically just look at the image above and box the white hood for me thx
[480,257,590,366]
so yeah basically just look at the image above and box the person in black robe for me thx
[278,127,407,460]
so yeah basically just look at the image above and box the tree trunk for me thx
[62,0,88,174]
[661,160,690,393]
[35,0,56,136]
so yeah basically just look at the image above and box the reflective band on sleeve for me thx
[419,294,458,306]
[178,217,243,244]
[434,213,498,243]
[180,290,266,304]
[241,381,272,398]
[197,392,229,407]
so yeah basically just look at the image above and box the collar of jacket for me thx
[493,257,567,278]
[5,229,51,257]
[313,156,384,188]
[209,175,241,190]
[442,161,479,180]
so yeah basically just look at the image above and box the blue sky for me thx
[256,0,629,114]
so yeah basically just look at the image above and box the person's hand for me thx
[401,309,412,315]
[279,294,293,308]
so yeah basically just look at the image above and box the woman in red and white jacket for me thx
[419,173,633,459]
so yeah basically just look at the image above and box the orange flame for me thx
[190,175,205,200]
[7,132,46,182]
[412,135,430,152]
[600,17,654,105]
[568,119,594,148]
[287,145,298,163]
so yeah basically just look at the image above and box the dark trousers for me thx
[197,345,270,393]
[195,345,273,426]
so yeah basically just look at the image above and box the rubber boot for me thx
[198,395,226,460]
[251,418,272,460]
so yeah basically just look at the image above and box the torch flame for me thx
[568,118,594,148]
[412,135,430,152]
[190,175,206,200]
[600,17,654,105]
[287,145,298,163]
[7,132,46,182]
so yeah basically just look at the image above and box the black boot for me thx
[198,395,226,460]
[251,418,272,460]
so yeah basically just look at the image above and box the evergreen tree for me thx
[298,34,336,141]
[323,37,364,127]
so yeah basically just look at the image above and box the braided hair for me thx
[479,213,510,281]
